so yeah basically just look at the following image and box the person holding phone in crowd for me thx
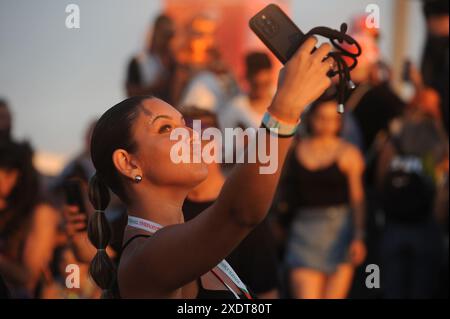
[86,36,333,298]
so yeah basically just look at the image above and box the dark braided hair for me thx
[87,96,152,298]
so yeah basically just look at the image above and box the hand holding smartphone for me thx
[249,4,333,120]
[63,178,88,233]
[249,4,362,114]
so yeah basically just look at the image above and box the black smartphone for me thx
[249,4,305,64]
[63,178,87,214]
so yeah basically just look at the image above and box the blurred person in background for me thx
[176,14,218,70]
[278,97,367,299]
[421,0,449,135]
[126,14,176,103]
[172,13,217,106]
[0,99,12,144]
[281,98,366,299]
[376,94,449,298]
[181,108,280,299]
[340,22,407,298]
[219,52,275,131]
[418,84,450,298]
[52,121,125,263]
[40,246,100,299]
[51,120,97,197]
[409,87,443,123]
[219,52,276,168]
[404,57,446,130]
[344,23,406,158]
[338,15,384,152]
[175,14,239,112]
[0,141,60,298]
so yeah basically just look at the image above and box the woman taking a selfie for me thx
[88,36,333,299]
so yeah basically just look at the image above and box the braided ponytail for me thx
[88,96,152,297]
[87,173,117,298]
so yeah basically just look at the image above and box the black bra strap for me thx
[122,234,151,252]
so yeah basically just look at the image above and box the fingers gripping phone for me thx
[250,4,360,114]
[249,4,305,64]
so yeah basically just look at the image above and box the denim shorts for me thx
[284,204,353,274]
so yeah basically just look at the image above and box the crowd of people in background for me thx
[0,0,448,299]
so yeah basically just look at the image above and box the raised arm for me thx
[121,37,333,297]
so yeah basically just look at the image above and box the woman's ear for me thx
[112,149,142,181]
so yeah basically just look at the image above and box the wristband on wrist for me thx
[261,111,301,138]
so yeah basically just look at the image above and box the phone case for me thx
[64,179,87,213]
[249,4,304,64]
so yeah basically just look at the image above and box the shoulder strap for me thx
[122,234,151,252]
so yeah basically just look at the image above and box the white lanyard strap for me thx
[217,260,250,296]
[127,215,251,298]
[211,270,241,299]
[128,215,162,234]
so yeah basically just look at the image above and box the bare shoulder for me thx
[338,140,365,172]
[341,140,363,158]
[117,233,178,298]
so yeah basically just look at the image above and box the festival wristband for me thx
[261,111,300,138]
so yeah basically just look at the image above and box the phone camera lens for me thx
[259,14,278,37]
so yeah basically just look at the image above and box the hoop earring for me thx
[134,175,142,183]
